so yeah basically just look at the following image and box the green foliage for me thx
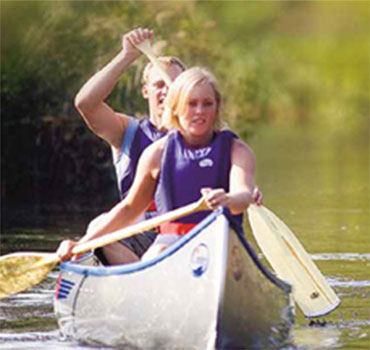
[1,0,368,214]
[2,1,367,127]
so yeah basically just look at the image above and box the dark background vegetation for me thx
[1,1,368,227]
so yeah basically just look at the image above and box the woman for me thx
[58,67,260,263]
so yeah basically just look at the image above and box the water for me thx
[0,125,369,349]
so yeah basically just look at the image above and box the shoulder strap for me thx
[122,118,140,155]
[155,131,177,213]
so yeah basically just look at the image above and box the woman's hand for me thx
[201,185,263,213]
[252,186,263,206]
[201,187,230,210]
[56,239,78,262]
[56,212,109,262]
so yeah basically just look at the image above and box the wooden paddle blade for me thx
[247,204,340,318]
[134,40,173,86]
[0,252,59,299]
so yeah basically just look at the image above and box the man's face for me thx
[142,64,184,126]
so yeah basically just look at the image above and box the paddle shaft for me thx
[247,204,340,317]
[72,197,208,255]
[0,197,208,299]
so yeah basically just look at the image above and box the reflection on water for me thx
[293,325,343,349]
[1,125,369,350]
[249,125,369,350]
[0,274,110,350]
[1,252,368,350]
[313,253,370,262]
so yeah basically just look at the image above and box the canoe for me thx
[54,207,295,349]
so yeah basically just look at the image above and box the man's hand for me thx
[122,28,154,60]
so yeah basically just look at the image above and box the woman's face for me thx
[178,82,218,141]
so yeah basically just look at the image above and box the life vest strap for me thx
[147,200,157,212]
[159,222,197,235]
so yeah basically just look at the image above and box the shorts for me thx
[141,234,182,261]
[150,233,182,247]
[95,229,157,265]
[120,229,158,257]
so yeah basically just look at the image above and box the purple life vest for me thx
[114,118,165,199]
[154,130,244,230]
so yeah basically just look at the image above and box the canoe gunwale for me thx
[60,207,291,294]
[230,218,292,294]
[60,209,220,277]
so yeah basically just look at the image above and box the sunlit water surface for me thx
[1,125,369,349]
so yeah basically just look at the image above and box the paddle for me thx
[247,204,340,318]
[0,197,208,299]
[0,40,180,300]
[134,39,173,86]
[134,40,175,134]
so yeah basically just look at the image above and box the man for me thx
[75,28,186,264]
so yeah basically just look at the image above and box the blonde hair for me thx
[142,56,186,84]
[161,67,224,131]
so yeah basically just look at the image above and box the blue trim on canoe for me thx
[60,279,75,287]
[60,209,220,277]
[58,288,71,294]
[60,206,291,294]
[223,209,292,293]
[56,278,75,300]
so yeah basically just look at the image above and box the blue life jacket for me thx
[154,130,244,233]
[113,118,165,199]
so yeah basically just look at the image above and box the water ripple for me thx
[327,277,370,288]
[312,253,370,262]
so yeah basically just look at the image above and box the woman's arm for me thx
[79,140,164,243]
[201,139,256,214]
[228,139,256,213]
[57,139,165,261]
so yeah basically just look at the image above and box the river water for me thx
[0,124,369,350]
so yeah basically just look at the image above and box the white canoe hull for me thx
[54,209,294,349]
